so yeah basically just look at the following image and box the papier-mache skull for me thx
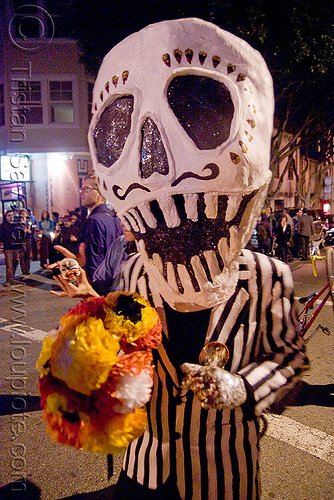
[88,18,274,312]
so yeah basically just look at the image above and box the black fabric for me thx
[112,470,181,500]
[162,299,212,375]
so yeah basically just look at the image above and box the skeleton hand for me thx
[180,362,247,410]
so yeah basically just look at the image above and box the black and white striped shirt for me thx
[121,249,306,499]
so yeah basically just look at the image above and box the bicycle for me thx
[297,246,334,342]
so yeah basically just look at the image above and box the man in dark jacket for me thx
[298,207,315,260]
[76,174,123,293]
[52,175,124,294]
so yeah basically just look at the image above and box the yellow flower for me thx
[51,317,120,395]
[36,335,55,377]
[38,293,160,455]
[104,294,158,344]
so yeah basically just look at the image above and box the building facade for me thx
[0,1,94,222]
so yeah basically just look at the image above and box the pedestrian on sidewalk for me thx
[27,207,38,260]
[298,208,315,260]
[53,174,124,295]
[257,213,272,254]
[18,208,31,275]
[38,210,54,269]
[59,215,81,255]
[275,214,292,263]
[0,210,27,286]
[292,209,303,259]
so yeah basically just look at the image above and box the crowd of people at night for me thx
[0,206,86,286]
[0,174,136,292]
[253,206,324,264]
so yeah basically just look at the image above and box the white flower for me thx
[113,369,153,413]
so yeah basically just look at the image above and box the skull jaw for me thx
[140,252,240,312]
[122,183,269,312]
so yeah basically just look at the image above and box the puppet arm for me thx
[236,259,307,416]
[181,258,307,415]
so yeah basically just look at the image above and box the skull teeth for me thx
[137,238,148,258]
[190,252,222,289]
[184,194,199,221]
[137,202,157,229]
[226,194,243,222]
[166,261,178,290]
[126,210,141,232]
[124,192,248,234]
[123,191,257,294]
[158,196,180,228]
[177,264,194,294]
[202,249,222,277]
[152,253,163,274]
[204,194,218,219]
[190,255,209,286]
[143,233,237,294]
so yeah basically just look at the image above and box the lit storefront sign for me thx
[0,155,30,181]
[323,202,331,215]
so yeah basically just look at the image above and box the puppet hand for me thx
[181,363,247,410]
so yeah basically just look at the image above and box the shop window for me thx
[49,80,73,123]
[24,81,43,124]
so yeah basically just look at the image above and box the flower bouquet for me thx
[36,292,162,454]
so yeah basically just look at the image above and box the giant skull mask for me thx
[88,18,274,312]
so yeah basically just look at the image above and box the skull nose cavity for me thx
[140,118,169,179]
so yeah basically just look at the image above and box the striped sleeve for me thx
[237,251,308,416]
[121,253,146,293]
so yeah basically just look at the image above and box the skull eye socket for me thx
[93,95,134,167]
[167,75,234,150]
